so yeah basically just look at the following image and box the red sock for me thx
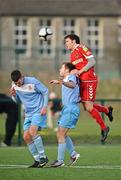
[89,108,107,130]
[93,103,108,114]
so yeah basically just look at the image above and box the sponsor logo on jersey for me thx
[72,58,83,65]
[14,84,35,92]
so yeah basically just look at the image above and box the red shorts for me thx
[80,80,98,102]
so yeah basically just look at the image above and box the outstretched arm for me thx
[50,79,76,88]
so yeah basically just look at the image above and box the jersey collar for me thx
[72,44,80,52]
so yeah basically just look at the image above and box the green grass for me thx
[0,101,121,145]
[0,145,121,180]
[0,101,121,179]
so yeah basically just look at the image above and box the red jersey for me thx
[71,44,97,81]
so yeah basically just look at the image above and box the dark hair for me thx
[62,62,75,72]
[11,70,22,82]
[64,34,80,44]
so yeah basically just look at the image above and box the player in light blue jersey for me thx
[10,70,49,168]
[50,62,80,167]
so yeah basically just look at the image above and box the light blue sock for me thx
[33,135,46,158]
[57,142,66,162]
[27,141,40,162]
[65,136,76,156]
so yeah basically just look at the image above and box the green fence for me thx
[0,98,121,146]
[96,99,121,120]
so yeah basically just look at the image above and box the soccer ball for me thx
[39,27,53,41]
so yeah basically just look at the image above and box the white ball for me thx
[39,27,53,41]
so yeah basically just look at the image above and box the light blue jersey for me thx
[58,74,80,129]
[62,74,80,106]
[12,77,49,117]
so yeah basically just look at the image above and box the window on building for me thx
[14,18,28,54]
[39,19,53,56]
[62,19,76,54]
[85,19,103,57]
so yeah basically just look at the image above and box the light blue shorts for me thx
[23,113,47,131]
[58,104,80,129]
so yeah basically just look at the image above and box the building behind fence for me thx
[0,0,121,79]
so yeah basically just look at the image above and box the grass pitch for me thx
[0,145,121,180]
[0,100,121,180]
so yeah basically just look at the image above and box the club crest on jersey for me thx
[28,85,33,90]
[75,53,80,59]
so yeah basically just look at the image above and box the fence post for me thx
[18,103,22,146]
[100,99,105,121]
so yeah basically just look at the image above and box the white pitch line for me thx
[0,164,121,170]
[0,164,28,168]
[65,165,121,170]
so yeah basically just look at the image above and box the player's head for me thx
[11,70,24,87]
[64,34,80,50]
[60,62,75,77]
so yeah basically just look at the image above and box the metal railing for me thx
[0,98,121,146]
[96,99,121,120]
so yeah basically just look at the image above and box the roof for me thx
[0,0,121,17]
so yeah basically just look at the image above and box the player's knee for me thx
[23,133,31,143]
[29,126,38,138]
[84,102,93,112]
[57,132,65,142]
[29,129,37,138]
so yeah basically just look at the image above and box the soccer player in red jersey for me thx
[64,34,113,143]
